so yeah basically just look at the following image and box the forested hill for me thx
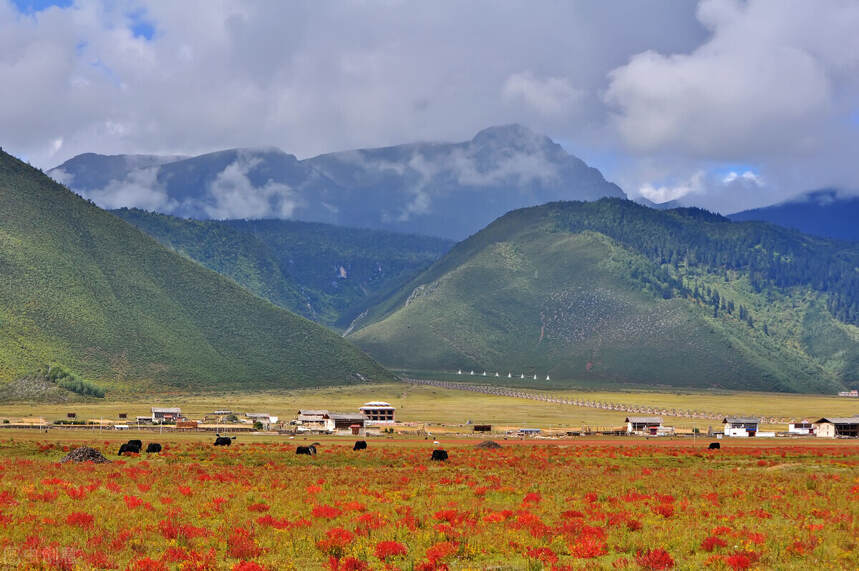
[548,199,859,325]
[351,199,859,393]
[113,209,452,328]
[0,150,391,394]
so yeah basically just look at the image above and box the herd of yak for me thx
[117,435,455,460]
[117,435,720,458]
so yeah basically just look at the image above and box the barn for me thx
[812,416,859,438]
[625,416,663,436]
[327,413,366,433]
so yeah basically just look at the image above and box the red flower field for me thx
[0,438,856,569]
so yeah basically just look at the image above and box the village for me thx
[1,398,857,439]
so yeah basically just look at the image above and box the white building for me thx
[722,417,760,437]
[788,420,814,435]
[625,416,663,436]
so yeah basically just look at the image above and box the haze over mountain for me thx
[350,199,859,394]
[729,189,859,242]
[113,208,452,329]
[0,149,390,395]
[49,125,626,240]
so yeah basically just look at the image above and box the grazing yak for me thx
[708,442,721,450]
[118,440,142,455]
[214,434,236,446]
[353,440,367,451]
[296,445,317,456]
[146,443,162,453]
[431,449,448,461]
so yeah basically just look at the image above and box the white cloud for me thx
[502,72,583,116]
[201,155,299,219]
[83,166,175,211]
[639,171,706,203]
[722,170,762,186]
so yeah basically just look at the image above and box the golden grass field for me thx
[2,382,857,433]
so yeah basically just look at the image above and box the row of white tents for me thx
[457,369,550,381]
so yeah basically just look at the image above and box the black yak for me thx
[353,440,367,451]
[431,449,448,461]
[127,439,143,449]
[146,443,162,453]
[708,442,721,450]
[214,434,236,446]
[118,442,141,455]
[296,445,317,455]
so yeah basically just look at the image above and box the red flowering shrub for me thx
[635,548,675,569]
[374,540,407,561]
[701,536,728,552]
[65,511,94,529]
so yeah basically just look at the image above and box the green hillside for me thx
[350,199,859,393]
[0,150,391,394]
[111,210,451,329]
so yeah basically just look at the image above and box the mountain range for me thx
[729,189,859,242]
[0,149,390,396]
[48,125,626,240]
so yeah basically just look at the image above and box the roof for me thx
[297,415,328,422]
[298,409,328,416]
[152,407,181,414]
[722,417,760,424]
[328,413,367,421]
[361,401,393,407]
[626,417,663,424]
[813,416,859,424]
[245,413,271,418]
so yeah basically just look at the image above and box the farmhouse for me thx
[625,416,663,436]
[722,417,760,437]
[788,420,814,435]
[360,401,395,424]
[812,416,859,438]
[151,407,181,423]
[296,410,329,430]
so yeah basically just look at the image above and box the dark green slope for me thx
[112,209,452,328]
[350,199,859,393]
[0,150,390,392]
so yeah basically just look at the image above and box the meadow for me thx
[0,433,856,570]
[3,383,857,432]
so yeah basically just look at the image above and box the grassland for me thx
[3,383,857,432]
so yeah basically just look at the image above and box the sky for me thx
[2,0,859,213]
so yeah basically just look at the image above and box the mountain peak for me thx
[471,124,555,151]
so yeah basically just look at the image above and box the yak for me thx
[296,445,317,456]
[127,439,143,449]
[214,434,236,446]
[431,449,448,461]
[708,442,721,450]
[118,441,141,456]
[146,443,162,453]
[353,440,367,451]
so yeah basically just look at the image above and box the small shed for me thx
[473,425,492,432]
[723,417,760,437]
[152,407,181,423]
[625,416,663,435]
[812,417,859,438]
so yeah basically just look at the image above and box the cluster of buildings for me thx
[121,402,398,434]
[624,416,859,438]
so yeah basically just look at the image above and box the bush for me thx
[43,364,105,398]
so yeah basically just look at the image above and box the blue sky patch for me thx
[11,0,72,14]
[128,8,155,40]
